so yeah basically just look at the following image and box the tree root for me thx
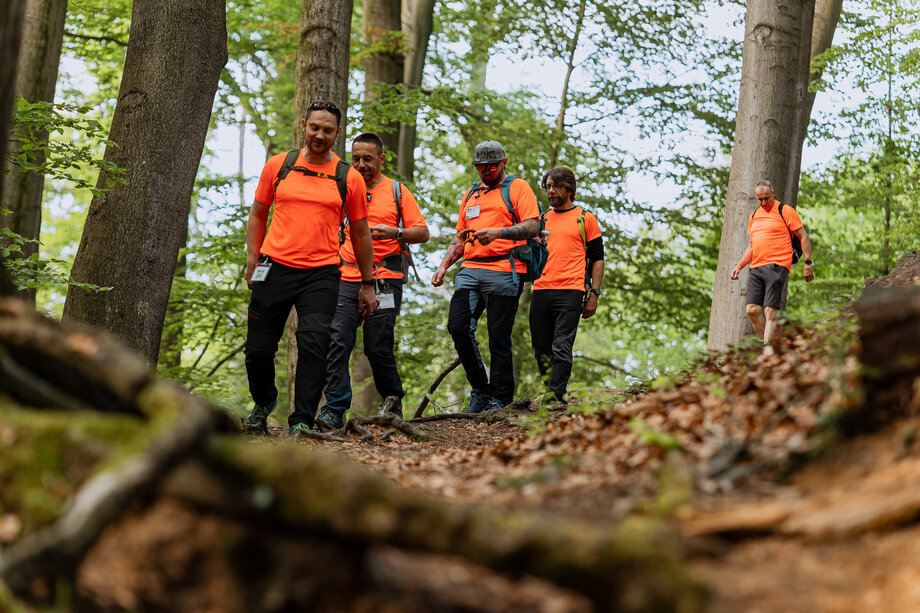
[350,412,450,443]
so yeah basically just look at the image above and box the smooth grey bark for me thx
[286,0,356,413]
[0,0,68,304]
[396,0,436,180]
[707,0,816,352]
[62,0,227,364]
[363,0,403,160]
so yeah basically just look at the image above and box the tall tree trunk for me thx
[0,0,27,297]
[286,0,355,414]
[0,0,68,304]
[363,0,403,160]
[157,217,189,370]
[782,0,843,208]
[62,0,227,365]
[396,0,436,180]
[707,0,816,352]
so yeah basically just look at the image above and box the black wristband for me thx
[361,280,374,286]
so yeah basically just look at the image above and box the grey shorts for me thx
[747,264,788,310]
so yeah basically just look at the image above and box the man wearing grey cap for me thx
[432,141,541,412]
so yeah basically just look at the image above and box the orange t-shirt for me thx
[747,201,803,272]
[339,176,428,281]
[253,151,367,269]
[533,206,602,291]
[455,177,540,273]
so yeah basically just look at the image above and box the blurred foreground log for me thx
[0,298,708,612]
[853,285,920,433]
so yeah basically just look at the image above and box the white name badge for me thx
[251,263,271,282]
[466,205,480,219]
[378,291,396,310]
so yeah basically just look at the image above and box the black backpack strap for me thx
[463,182,483,205]
[272,149,301,199]
[334,159,350,245]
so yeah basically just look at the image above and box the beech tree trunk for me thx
[707,0,818,351]
[363,0,403,159]
[396,0,436,180]
[62,0,227,365]
[0,0,68,305]
[286,0,356,413]
[0,1,27,199]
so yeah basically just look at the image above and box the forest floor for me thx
[49,254,920,612]
[234,313,920,613]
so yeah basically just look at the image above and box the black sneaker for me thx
[463,389,491,414]
[314,407,345,431]
[243,398,277,435]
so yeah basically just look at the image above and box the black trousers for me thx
[323,280,404,414]
[447,270,522,405]
[529,289,584,399]
[245,262,340,429]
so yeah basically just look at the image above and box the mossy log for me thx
[0,297,708,612]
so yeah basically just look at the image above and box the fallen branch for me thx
[413,355,462,418]
[351,413,449,443]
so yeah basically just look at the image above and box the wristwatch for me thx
[590,288,602,297]
[395,228,404,240]
[804,259,813,265]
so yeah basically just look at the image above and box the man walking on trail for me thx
[730,180,814,344]
[243,101,379,436]
[315,133,430,430]
[432,140,540,413]
[531,167,604,404]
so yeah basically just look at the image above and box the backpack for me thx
[274,149,351,245]
[463,175,548,284]
[750,202,804,265]
[389,180,421,282]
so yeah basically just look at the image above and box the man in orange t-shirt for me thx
[531,167,604,403]
[730,180,814,344]
[432,141,540,413]
[316,133,429,430]
[243,101,378,436]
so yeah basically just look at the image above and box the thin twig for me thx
[413,355,462,418]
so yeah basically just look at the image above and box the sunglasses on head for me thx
[308,101,340,113]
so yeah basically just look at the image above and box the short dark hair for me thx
[352,132,384,155]
[305,100,342,126]
[541,166,577,201]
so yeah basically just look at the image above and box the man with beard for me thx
[531,166,604,404]
[432,141,540,413]
[316,132,429,430]
[243,101,378,435]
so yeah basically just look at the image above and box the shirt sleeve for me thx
[510,178,540,221]
[784,206,804,232]
[253,154,284,206]
[455,188,472,232]
[585,212,602,241]
[400,186,428,228]
[344,167,368,223]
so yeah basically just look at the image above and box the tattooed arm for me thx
[432,234,466,287]
[473,218,540,245]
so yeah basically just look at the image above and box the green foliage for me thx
[629,417,682,451]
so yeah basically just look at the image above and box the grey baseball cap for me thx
[473,141,507,165]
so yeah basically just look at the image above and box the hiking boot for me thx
[463,389,491,414]
[242,398,277,435]
[289,422,311,436]
[378,396,403,419]
[314,407,345,432]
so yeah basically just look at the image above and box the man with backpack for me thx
[243,101,378,436]
[315,133,430,430]
[730,180,814,344]
[432,141,541,413]
[531,167,605,404]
